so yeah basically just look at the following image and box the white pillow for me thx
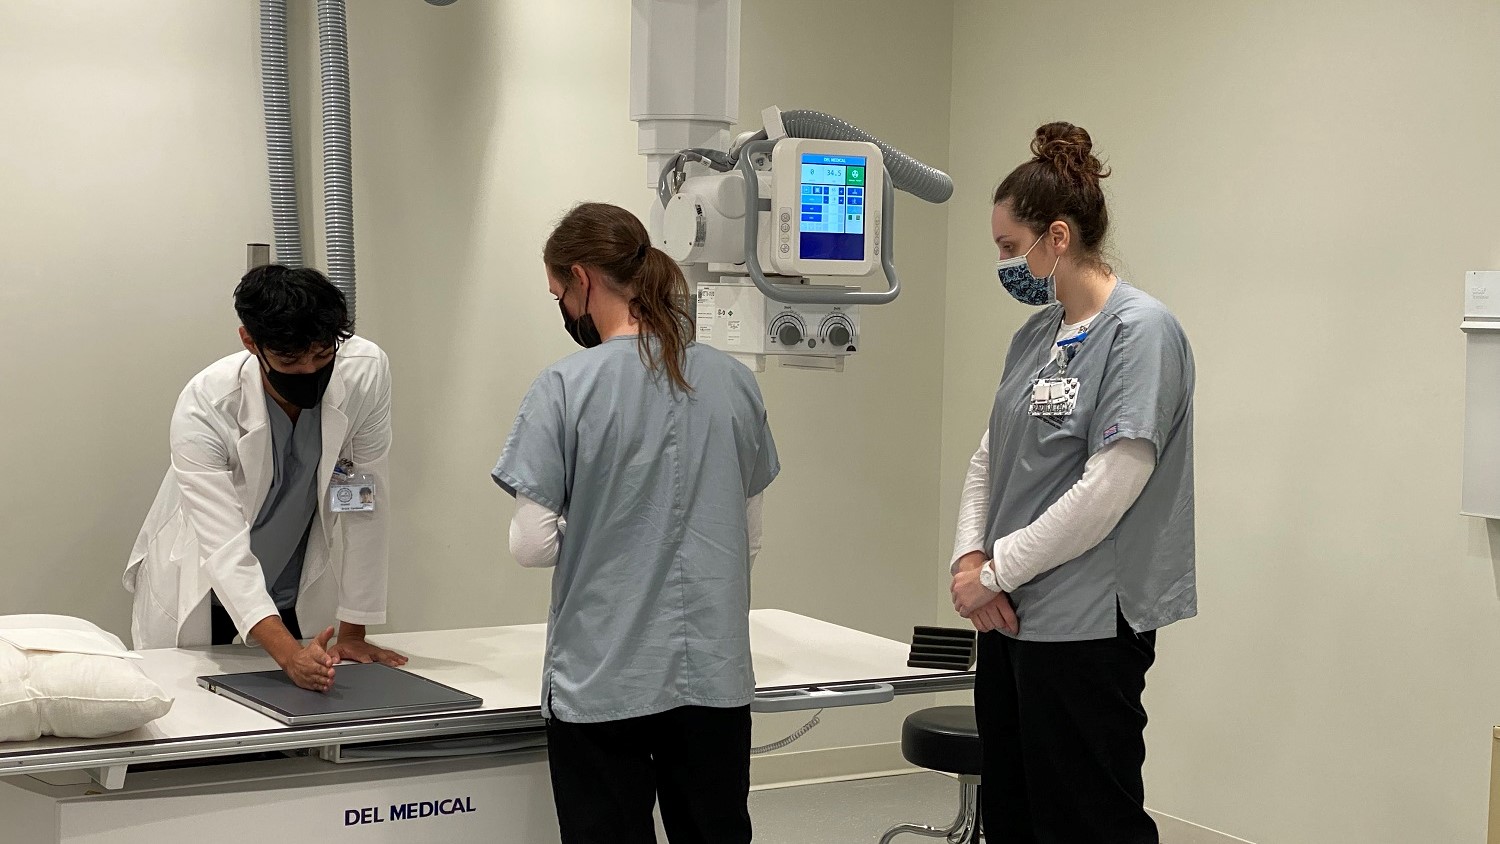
[0,614,140,659]
[0,615,173,743]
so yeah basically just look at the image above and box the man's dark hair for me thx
[234,265,354,355]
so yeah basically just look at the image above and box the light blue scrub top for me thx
[986,281,1196,641]
[494,336,780,723]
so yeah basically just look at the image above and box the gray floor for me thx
[657,772,1189,843]
[749,772,968,844]
[745,774,1194,844]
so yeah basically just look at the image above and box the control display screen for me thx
[799,153,867,261]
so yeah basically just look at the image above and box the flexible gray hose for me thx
[779,110,953,204]
[318,0,357,324]
[750,710,823,755]
[259,0,302,268]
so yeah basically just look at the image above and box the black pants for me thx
[209,600,303,646]
[975,612,1158,844]
[545,705,752,844]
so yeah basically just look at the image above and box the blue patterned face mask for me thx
[996,234,1060,306]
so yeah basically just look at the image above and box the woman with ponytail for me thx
[491,202,780,844]
[947,124,1196,844]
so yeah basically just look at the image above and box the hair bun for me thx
[1030,122,1109,184]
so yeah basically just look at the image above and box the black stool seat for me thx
[901,706,982,776]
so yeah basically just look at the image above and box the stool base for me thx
[878,775,981,843]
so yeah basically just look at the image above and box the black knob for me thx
[827,323,852,347]
[777,323,803,347]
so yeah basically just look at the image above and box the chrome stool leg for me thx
[879,775,981,844]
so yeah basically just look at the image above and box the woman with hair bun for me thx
[948,123,1196,843]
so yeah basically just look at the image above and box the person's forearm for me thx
[747,494,764,568]
[955,550,987,573]
[337,622,366,641]
[989,438,1155,592]
[250,615,300,667]
[510,495,561,568]
[950,432,992,573]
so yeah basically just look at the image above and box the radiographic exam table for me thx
[0,610,974,843]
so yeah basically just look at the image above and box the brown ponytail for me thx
[993,122,1112,271]
[543,202,696,393]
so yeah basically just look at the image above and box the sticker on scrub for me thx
[330,461,376,513]
[1029,377,1080,419]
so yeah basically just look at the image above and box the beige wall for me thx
[944,1,1500,841]
[0,2,270,634]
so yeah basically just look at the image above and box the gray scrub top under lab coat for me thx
[214,395,322,614]
[493,336,780,723]
[985,281,1196,642]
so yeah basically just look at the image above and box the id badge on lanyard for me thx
[1030,331,1087,427]
[329,458,376,513]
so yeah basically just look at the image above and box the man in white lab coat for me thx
[124,265,404,691]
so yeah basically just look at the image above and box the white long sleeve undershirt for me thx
[950,314,1158,592]
[510,494,765,569]
[950,430,1156,592]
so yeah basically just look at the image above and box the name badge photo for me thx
[330,470,376,513]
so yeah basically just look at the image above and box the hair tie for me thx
[635,243,649,260]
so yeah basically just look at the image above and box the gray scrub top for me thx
[214,395,322,613]
[493,336,780,723]
[986,281,1196,642]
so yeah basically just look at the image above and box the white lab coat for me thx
[123,336,392,649]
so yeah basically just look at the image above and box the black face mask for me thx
[560,285,603,349]
[259,352,336,409]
